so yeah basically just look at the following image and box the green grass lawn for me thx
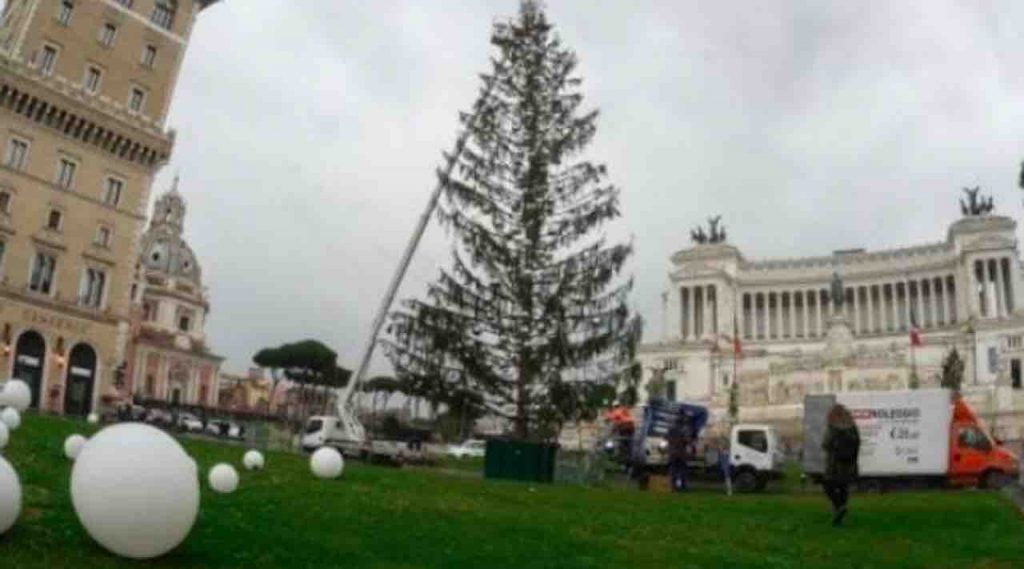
[2,414,1023,568]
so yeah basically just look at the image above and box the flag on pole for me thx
[909,306,923,347]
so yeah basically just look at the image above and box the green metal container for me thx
[484,439,558,483]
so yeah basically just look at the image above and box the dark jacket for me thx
[822,425,860,483]
[666,422,692,463]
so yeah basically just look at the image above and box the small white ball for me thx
[64,434,88,460]
[0,454,21,535]
[0,421,8,450]
[87,413,100,425]
[243,450,265,471]
[0,407,20,431]
[208,464,239,494]
[310,447,344,479]
[71,423,199,559]
[0,379,31,411]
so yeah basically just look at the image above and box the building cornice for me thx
[0,56,173,168]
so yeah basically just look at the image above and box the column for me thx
[708,285,718,335]
[974,260,987,318]
[765,292,773,339]
[1002,258,1016,314]
[866,285,875,334]
[753,292,761,337]
[851,287,860,334]
[787,291,796,339]
[902,281,911,330]
[934,277,944,326]
[994,259,1006,318]
[694,286,703,338]
[888,283,898,331]
[680,287,689,340]
[798,288,806,337]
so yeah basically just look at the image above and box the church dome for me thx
[139,177,203,287]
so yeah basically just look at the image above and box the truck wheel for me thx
[981,471,1011,490]
[734,470,758,493]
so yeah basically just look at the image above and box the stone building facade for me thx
[638,203,1024,442]
[126,180,220,407]
[0,0,217,414]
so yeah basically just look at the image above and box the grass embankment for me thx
[1,414,1022,568]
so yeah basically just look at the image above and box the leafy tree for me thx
[941,348,965,393]
[253,340,351,419]
[383,2,641,440]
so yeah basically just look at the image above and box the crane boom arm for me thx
[337,72,500,420]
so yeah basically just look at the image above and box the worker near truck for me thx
[666,416,693,492]
[822,404,860,527]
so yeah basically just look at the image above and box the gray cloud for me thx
[158,0,1024,373]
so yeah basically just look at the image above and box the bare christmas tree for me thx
[383,1,640,439]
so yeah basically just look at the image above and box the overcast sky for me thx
[160,0,1024,375]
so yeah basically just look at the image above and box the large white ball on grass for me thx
[243,450,264,471]
[311,447,344,479]
[87,413,99,425]
[0,379,31,411]
[0,421,8,450]
[0,407,20,431]
[71,423,199,559]
[0,455,21,535]
[64,434,87,460]
[208,464,239,494]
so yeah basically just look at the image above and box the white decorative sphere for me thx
[0,455,21,535]
[71,423,199,559]
[0,421,8,450]
[243,450,264,471]
[310,447,344,479]
[0,380,31,411]
[208,464,239,494]
[0,407,20,431]
[64,434,88,460]
[87,413,100,425]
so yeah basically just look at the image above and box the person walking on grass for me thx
[822,404,860,526]
[667,416,692,492]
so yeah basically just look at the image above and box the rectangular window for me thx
[737,430,768,453]
[1009,336,1023,350]
[39,45,58,75]
[28,252,57,294]
[1012,359,1022,390]
[103,177,123,206]
[141,44,157,67]
[98,23,117,47]
[0,191,10,214]
[151,4,174,30]
[56,158,76,189]
[128,88,145,113]
[57,0,74,26]
[78,267,106,308]
[4,138,28,170]
[665,380,676,402]
[46,209,62,231]
[95,226,111,248]
[83,65,102,93]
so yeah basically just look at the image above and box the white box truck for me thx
[803,388,1018,489]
